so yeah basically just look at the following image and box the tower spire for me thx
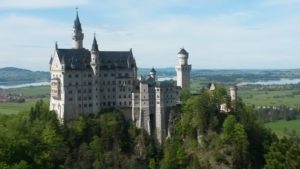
[72,8,84,49]
[91,33,99,51]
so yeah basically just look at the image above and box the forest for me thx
[0,87,300,169]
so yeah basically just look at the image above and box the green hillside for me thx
[0,67,50,85]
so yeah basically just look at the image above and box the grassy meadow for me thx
[0,85,50,114]
[239,88,300,107]
[265,119,300,137]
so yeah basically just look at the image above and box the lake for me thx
[237,78,300,86]
[0,82,50,89]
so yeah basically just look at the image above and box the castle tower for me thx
[91,34,99,74]
[175,48,192,89]
[149,67,156,79]
[229,86,238,109]
[72,9,84,49]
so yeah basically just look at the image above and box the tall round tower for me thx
[72,9,84,49]
[175,48,192,89]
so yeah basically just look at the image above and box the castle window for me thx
[89,97,92,100]
[88,89,92,93]
[88,74,92,77]
[124,95,126,98]
[124,101,127,105]
[84,104,87,107]
[108,81,110,85]
[103,102,106,106]
[119,102,122,106]
[128,94,131,98]
[89,104,92,107]
[103,81,105,85]
[112,88,116,92]
[108,88,110,92]
[68,74,72,78]
[108,102,111,106]
[104,73,108,77]
[129,101,131,105]
[88,82,92,85]
[157,102,160,104]
[69,98,73,101]
[68,83,72,86]
[125,73,129,77]
[111,73,115,77]
[75,74,79,78]
[78,97,81,100]
[68,90,72,94]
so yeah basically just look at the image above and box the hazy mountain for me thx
[0,67,50,85]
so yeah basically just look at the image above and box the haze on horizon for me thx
[0,0,300,71]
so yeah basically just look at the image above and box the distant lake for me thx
[158,76,176,81]
[237,78,300,86]
[0,82,50,89]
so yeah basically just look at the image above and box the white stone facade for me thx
[49,13,191,143]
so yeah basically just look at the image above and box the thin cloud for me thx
[0,0,89,9]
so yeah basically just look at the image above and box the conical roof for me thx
[73,10,82,31]
[178,48,188,55]
[91,34,99,51]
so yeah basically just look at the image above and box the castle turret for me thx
[90,34,99,74]
[230,85,238,102]
[230,86,238,109]
[72,9,84,49]
[175,48,192,89]
[149,67,156,79]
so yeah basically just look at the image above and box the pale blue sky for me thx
[0,0,300,71]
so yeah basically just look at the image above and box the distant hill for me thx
[0,67,50,85]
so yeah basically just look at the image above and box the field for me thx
[265,119,300,137]
[15,85,50,96]
[0,98,49,114]
[0,85,50,114]
[239,88,300,107]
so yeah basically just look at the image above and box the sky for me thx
[0,0,300,71]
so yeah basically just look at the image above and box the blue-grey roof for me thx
[74,12,82,31]
[57,48,91,70]
[55,48,136,70]
[178,48,188,55]
[99,51,136,69]
[91,36,99,51]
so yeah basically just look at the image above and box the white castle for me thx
[49,12,191,143]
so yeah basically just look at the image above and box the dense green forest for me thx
[1,88,300,169]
